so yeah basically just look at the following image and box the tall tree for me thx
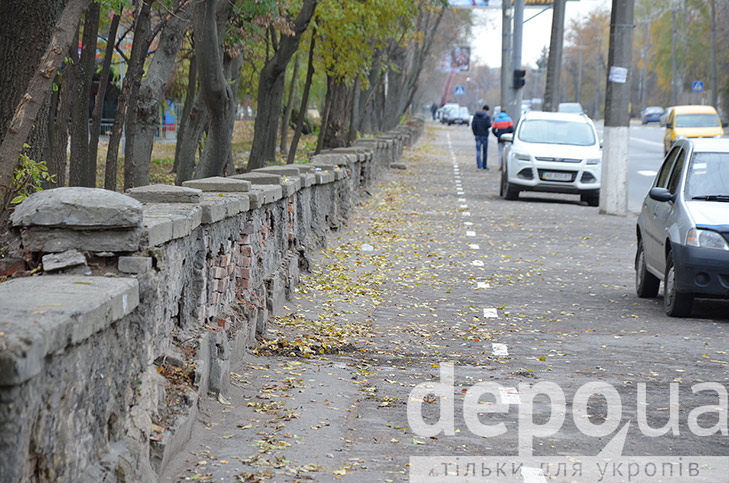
[0,0,92,207]
[69,1,100,187]
[247,0,318,171]
[190,0,235,178]
[127,1,191,187]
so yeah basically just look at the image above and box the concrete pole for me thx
[599,0,635,216]
[671,8,678,105]
[510,0,525,123]
[594,36,602,119]
[500,0,513,113]
[640,21,648,114]
[543,0,566,111]
[711,0,718,108]
[577,47,583,106]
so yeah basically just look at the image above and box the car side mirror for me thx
[649,187,675,203]
[723,121,728,128]
[666,122,673,129]
[501,133,513,143]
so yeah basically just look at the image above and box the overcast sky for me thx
[470,0,611,68]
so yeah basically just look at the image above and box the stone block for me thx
[182,177,250,192]
[300,173,315,187]
[250,185,283,205]
[141,204,202,247]
[0,276,139,386]
[281,179,300,197]
[21,227,142,253]
[314,171,335,184]
[231,172,282,185]
[42,249,87,272]
[126,185,202,204]
[12,187,143,229]
[245,190,264,210]
[118,256,153,274]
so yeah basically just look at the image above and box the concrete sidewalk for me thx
[162,122,729,482]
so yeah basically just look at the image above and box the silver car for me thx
[636,138,729,317]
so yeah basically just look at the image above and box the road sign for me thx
[692,80,704,93]
[454,85,465,97]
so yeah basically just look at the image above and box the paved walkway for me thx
[162,122,729,482]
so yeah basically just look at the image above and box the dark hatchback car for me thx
[636,138,729,316]
[641,106,665,124]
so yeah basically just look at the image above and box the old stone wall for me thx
[0,120,423,483]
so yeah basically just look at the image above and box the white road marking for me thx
[464,221,473,226]
[460,204,468,209]
[476,281,490,289]
[630,137,663,147]
[483,307,498,318]
[461,211,470,216]
[466,230,476,236]
[472,260,484,267]
[457,191,465,195]
[498,386,521,404]
[521,466,547,483]
[458,198,466,202]
[468,244,480,249]
[492,343,509,356]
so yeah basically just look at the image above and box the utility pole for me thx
[711,0,717,108]
[510,0,525,123]
[500,0,513,114]
[594,36,602,119]
[671,8,678,105]
[543,0,566,111]
[600,0,635,216]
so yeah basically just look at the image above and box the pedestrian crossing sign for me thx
[454,85,465,97]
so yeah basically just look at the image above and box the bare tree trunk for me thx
[105,0,152,191]
[347,76,361,145]
[191,0,234,179]
[315,78,333,155]
[280,53,300,157]
[247,0,317,171]
[381,46,406,132]
[50,39,78,190]
[321,75,352,149]
[0,0,91,206]
[68,1,100,187]
[223,50,244,174]
[174,93,208,184]
[129,4,190,187]
[123,0,153,190]
[287,31,316,165]
[173,50,197,173]
[88,9,120,187]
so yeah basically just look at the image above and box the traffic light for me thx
[513,69,526,89]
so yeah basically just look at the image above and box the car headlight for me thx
[515,152,530,161]
[586,158,601,165]
[686,228,729,250]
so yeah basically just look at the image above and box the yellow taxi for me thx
[664,105,724,154]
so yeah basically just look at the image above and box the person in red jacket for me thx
[492,109,514,168]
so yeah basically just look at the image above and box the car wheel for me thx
[580,192,599,207]
[500,166,518,200]
[635,240,660,298]
[664,251,694,317]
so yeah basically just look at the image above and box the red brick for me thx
[241,246,252,257]
[239,268,251,279]
[211,267,227,279]
[240,256,251,268]
[238,234,250,245]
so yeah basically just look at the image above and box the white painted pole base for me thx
[599,126,630,216]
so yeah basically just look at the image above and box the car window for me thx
[656,147,679,188]
[518,119,596,146]
[674,113,721,128]
[685,152,729,198]
[666,148,687,194]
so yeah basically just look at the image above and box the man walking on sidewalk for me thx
[471,105,492,170]
[492,108,514,168]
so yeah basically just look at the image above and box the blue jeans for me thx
[475,136,489,169]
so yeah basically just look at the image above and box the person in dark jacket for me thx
[491,109,514,167]
[471,105,492,170]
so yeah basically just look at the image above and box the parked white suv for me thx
[499,111,602,206]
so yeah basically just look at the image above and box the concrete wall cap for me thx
[0,276,139,386]
[126,185,202,204]
[11,187,143,229]
[182,177,251,192]
[230,172,282,185]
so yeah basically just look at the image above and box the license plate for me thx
[542,171,572,181]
